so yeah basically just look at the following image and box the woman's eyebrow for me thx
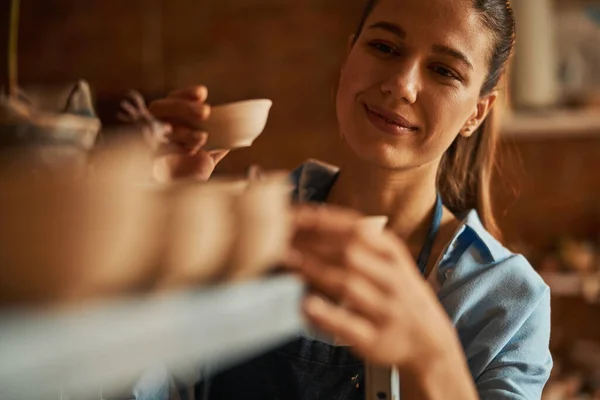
[367,21,406,40]
[432,44,474,71]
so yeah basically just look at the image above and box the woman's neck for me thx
[326,154,441,254]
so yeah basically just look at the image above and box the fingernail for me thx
[196,86,208,100]
[200,104,211,120]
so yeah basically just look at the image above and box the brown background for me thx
[11,0,600,252]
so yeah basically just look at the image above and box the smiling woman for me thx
[337,0,513,239]
[144,0,550,399]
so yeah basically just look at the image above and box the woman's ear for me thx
[460,91,497,138]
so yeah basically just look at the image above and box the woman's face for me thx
[336,0,496,170]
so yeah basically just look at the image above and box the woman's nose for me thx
[380,62,420,104]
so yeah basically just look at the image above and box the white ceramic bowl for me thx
[201,99,273,151]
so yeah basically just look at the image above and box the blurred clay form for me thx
[0,90,292,305]
[0,80,101,171]
[0,77,290,305]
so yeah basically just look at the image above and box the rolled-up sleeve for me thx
[475,287,552,399]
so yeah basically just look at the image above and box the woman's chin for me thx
[345,140,417,170]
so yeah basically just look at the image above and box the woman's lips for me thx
[363,104,419,136]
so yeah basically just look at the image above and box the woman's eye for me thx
[369,42,398,56]
[431,65,459,80]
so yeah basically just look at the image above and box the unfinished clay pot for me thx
[200,99,272,151]
[160,180,238,287]
[0,139,162,305]
[0,82,101,173]
[228,172,293,281]
[0,83,100,149]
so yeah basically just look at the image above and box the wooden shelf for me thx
[541,272,600,302]
[0,276,305,399]
[541,272,583,296]
[501,109,600,138]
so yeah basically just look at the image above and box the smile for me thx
[363,104,419,136]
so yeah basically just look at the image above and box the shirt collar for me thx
[292,159,504,260]
[295,159,339,203]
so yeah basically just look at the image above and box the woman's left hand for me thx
[288,205,457,371]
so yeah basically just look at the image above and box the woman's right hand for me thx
[148,86,230,182]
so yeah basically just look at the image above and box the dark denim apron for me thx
[196,339,364,400]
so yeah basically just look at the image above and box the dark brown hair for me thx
[353,0,516,239]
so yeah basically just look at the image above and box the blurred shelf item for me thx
[541,272,600,301]
[502,108,600,138]
[543,340,600,400]
[511,0,560,109]
[0,275,305,400]
[542,272,583,296]
[555,0,600,8]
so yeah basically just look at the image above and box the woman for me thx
[147,0,552,398]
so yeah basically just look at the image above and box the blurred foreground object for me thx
[1,0,99,171]
[538,236,600,303]
[0,142,294,304]
[0,138,159,304]
[543,340,600,399]
[0,84,292,304]
[0,80,101,171]
[0,136,300,397]
[0,4,303,395]
[557,5,600,107]
[511,0,560,109]
[0,275,304,400]
[0,87,299,398]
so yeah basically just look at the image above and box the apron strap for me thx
[415,193,443,276]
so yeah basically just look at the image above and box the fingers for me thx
[184,132,209,154]
[147,85,234,182]
[293,204,362,232]
[127,90,147,110]
[292,207,411,289]
[148,86,212,154]
[142,124,171,151]
[292,230,397,293]
[296,252,391,322]
[149,98,211,128]
[208,149,230,164]
[295,205,412,261]
[166,127,207,149]
[304,295,377,349]
[183,137,229,161]
[116,111,133,123]
[167,85,208,102]
[119,99,140,120]
[153,150,216,183]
